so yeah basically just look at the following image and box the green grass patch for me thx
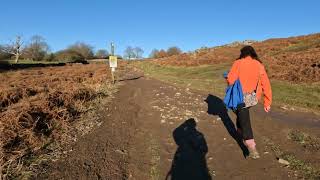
[288,130,320,151]
[284,39,320,52]
[272,81,320,111]
[263,137,320,179]
[282,154,320,179]
[135,61,230,97]
[135,61,320,112]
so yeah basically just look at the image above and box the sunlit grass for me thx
[135,61,320,112]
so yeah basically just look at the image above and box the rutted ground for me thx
[40,74,320,179]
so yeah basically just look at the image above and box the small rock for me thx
[115,149,127,155]
[278,158,290,165]
[185,110,193,116]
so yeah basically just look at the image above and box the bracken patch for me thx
[0,63,127,179]
[151,33,320,83]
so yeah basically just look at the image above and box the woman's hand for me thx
[264,106,271,113]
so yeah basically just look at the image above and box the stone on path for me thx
[278,158,290,166]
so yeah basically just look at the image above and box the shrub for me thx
[54,50,85,62]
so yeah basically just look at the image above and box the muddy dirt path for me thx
[39,76,320,180]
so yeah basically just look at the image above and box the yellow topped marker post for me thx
[109,42,117,84]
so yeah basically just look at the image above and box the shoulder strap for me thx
[255,65,263,92]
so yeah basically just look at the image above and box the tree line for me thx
[0,35,182,62]
[0,35,115,63]
[149,46,182,58]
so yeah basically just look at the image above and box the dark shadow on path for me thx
[0,62,67,72]
[117,76,143,82]
[205,94,249,158]
[166,118,212,180]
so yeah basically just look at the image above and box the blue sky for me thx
[0,0,319,57]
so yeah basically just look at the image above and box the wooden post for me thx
[111,67,115,84]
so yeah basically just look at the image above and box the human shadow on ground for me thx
[166,118,212,180]
[205,94,249,158]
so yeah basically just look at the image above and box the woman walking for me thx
[226,46,272,159]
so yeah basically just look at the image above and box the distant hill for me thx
[152,33,320,83]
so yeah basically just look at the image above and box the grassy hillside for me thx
[135,56,320,112]
[150,33,320,83]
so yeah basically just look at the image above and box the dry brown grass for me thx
[0,63,120,178]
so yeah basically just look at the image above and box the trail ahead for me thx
[39,75,320,180]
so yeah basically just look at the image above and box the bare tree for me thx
[3,36,23,63]
[54,49,84,62]
[0,45,12,60]
[167,46,182,56]
[124,46,144,60]
[157,49,167,58]
[149,49,159,58]
[133,47,144,58]
[68,42,94,60]
[95,49,109,59]
[124,46,135,60]
[23,35,49,61]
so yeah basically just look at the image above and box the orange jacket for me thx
[227,56,272,108]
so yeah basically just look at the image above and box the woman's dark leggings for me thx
[236,108,254,140]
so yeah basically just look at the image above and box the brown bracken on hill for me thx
[152,33,320,83]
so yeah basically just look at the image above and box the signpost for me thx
[109,43,117,84]
[109,55,117,83]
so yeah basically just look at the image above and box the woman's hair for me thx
[238,46,261,62]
